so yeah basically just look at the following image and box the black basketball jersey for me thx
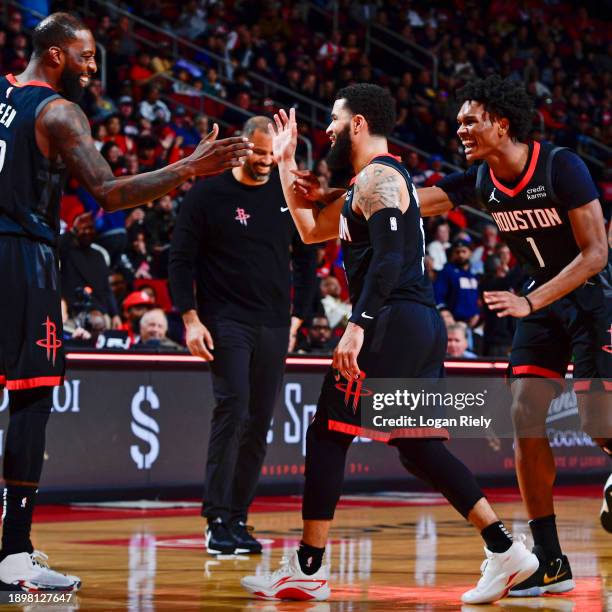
[0,74,66,245]
[474,141,587,281]
[339,154,435,307]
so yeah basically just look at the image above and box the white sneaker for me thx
[461,535,539,604]
[0,551,81,592]
[241,551,330,601]
[601,472,612,533]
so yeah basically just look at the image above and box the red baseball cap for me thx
[123,290,155,310]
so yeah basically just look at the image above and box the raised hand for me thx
[188,123,253,177]
[268,107,298,163]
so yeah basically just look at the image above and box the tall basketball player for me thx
[0,13,251,591]
[416,75,612,596]
[240,85,538,604]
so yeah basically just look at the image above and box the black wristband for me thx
[524,295,534,314]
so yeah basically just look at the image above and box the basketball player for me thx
[414,75,612,596]
[0,13,252,592]
[240,85,538,604]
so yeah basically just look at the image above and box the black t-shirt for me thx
[168,169,317,326]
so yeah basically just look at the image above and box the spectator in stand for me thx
[438,306,455,329]
[139,84,172,123]
[170,107,201,148]
[120,290,156,341]
[82,78,116,122]
[58,213,121,327]
[92,123,107,151]
[127,49,156,91]
[405,151,427,186]
[104,114,134,155]
[427,220,451,272]
[319,276,351,330]
[109,271,129,307]
[115,14,138,57]
[434,239,480,328]
[135,308,182,350]
[470,223,499,275]
[117,96,140,137]
[126,226,153,280]
[297,315,338,355]
[423,154,446,186]
[202,67,226,98]
[176,0,208,41]
[446,323,477,359]
[480,255,516,357]
[100,141,126,175]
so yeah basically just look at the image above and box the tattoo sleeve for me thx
[43,101,193,211]
[354,164,403,220]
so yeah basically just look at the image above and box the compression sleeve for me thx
[434,165,479,208]
[349,208,405,329]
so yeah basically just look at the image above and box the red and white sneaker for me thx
[461,535,539,604]
[0,551,81,592]
[241,551,330,601]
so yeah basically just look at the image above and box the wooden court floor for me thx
[1,487,609,611]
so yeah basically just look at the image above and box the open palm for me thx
[269,108,298,163]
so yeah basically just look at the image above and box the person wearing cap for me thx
[120,290,156,341]
[434,238,480,328]
[169,115,317,557]
[118,95,139,137]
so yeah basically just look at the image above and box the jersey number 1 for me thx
[526,237,545,268]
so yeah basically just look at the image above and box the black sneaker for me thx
[601,473,612,533]
[508,546,575,597]
[205,518,236,555]
[230,521,262,554]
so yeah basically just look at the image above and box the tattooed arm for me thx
[40,100,252,212]
[352,162,408,219]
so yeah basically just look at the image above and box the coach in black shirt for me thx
[169,116,317,555]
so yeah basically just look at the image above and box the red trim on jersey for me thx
[5,376,64,390]
[489,141,541,197]
[327,419,449,442]
[511,364,563,379]
[573,380,612,392]
[6,73,54,90]
[349,153,403,186]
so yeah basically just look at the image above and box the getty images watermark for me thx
[355,378,612,440]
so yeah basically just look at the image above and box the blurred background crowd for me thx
[1,0,609,358]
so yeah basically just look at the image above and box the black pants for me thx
[201,317,288,524]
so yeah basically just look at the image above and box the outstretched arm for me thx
[41,100,252,212]
[417,186,454,216]
[269,108,344,243]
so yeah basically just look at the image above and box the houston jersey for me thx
[339,154,435,307]
[474,141,602,280]
[0,74,65,245]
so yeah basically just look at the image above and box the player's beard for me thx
[59,66,85,103]
[244,158,272,183]
[325,125,353,172]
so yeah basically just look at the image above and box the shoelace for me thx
[31,550,50,570]
[267,556,292,581]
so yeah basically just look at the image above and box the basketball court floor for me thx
[4,485,609,611]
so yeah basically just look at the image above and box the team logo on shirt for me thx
[36,315,62,366]
[488,188,500,204]
[234,207,250,226]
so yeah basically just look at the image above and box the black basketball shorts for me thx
[509,270,612,393]
[313,301,448,442]
[0,235,65,390]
